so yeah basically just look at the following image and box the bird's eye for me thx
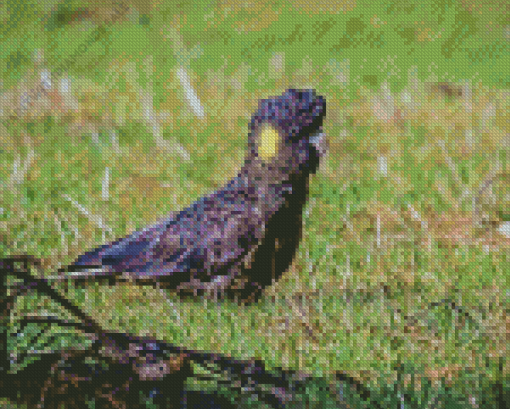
[258,125,279,161]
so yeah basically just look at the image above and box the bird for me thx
[66,89,327,304]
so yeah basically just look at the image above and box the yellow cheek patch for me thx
[259,125,279,161]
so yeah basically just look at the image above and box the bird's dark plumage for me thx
[70,89,327,303]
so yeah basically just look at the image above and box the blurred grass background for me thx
[1,0,509,407]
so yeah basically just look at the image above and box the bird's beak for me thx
[309,130,328,158]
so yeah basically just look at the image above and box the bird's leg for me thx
[176,274,234,303]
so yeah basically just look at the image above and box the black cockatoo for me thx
[68,89,327,303]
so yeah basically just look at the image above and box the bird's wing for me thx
[70,216,180,276]
[68,178,270,287]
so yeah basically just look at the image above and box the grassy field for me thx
[1,0,509,407]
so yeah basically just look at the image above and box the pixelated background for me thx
[1,0,509,407]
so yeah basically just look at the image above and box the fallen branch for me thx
[1,255,309,408]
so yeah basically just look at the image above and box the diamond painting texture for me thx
[1,1,509,408]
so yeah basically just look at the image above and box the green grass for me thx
[1,0,509,407]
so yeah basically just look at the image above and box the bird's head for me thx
[246,89,327,176]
